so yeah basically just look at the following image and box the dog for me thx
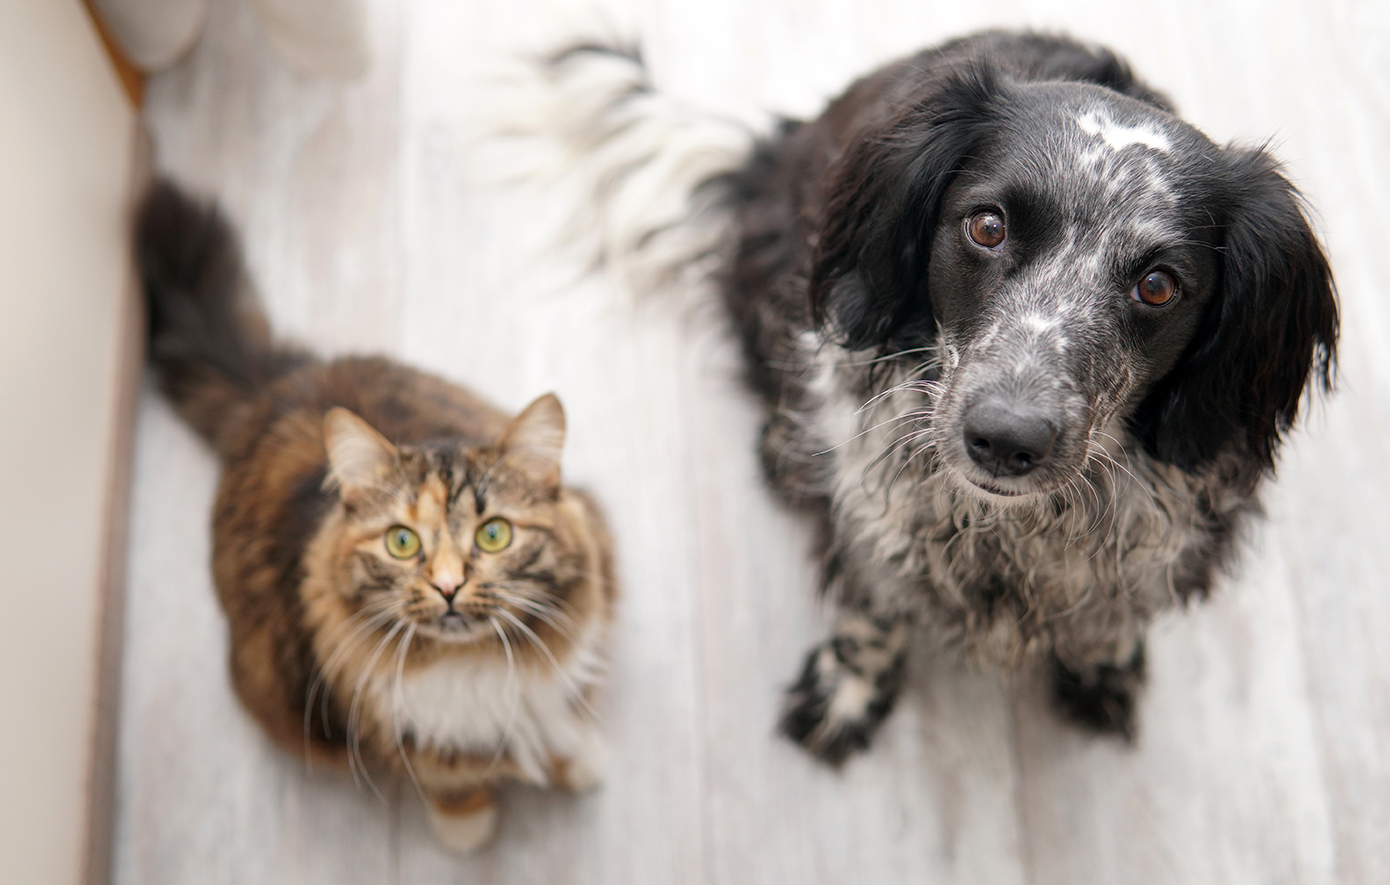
[527,30,1338,762]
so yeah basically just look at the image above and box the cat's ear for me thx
[497,393,566,486]
[323,408,399,495]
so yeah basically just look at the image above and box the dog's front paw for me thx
[779,617,907,765]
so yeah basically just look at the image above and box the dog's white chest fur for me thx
[369,630,605,785]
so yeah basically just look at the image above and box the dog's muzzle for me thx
[942,315,1110,497]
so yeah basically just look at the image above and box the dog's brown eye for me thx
[1133,270,1177,306]
[967,212,1006,248]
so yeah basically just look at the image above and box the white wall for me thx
[0,3,139,883]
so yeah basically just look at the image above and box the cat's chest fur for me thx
[366,627,605,785]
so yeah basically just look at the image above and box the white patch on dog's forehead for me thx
[1074,108,1171,154]
[1021,313,1061,333]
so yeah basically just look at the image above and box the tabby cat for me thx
[137,181,617,853]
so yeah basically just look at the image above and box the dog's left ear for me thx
[810,65,1002,349]
[1132,148,1338,472]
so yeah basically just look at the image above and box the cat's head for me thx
[321,394,581,645]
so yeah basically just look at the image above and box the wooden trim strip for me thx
[81,127,151,885]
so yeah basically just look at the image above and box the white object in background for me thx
[91,0,208,71]
[252,0,372,78]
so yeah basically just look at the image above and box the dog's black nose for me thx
[963,398,1059,476]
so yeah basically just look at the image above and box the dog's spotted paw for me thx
[1051,642,1146,741]
[779,615,907,765]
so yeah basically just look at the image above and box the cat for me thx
[136,180,617,853]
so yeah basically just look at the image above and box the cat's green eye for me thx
[384,525,421,559]
[475,517,512,553]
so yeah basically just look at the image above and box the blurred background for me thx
[3,0,1387,883]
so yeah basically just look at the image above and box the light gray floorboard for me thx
[114,0,1390,882]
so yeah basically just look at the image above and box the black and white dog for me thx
[532,30,1338,762]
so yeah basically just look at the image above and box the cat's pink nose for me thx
[429,561,464,599]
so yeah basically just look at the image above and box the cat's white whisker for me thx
[303,599,403,760]
[483,615,522,778]
[390,622,426,804]
[483,585,580,641]
[346,619,408,800]
[492,608,601,723]
[311,604,401,690]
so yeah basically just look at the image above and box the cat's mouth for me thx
[437,611,469,630]
[418,610,489,643]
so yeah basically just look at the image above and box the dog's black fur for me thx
[717,31,1337,761]
[537,30,1338,763]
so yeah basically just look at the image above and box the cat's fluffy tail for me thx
[497,43,764,298]
[137,181,307,455]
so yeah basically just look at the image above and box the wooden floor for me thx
[113,0,1390,882]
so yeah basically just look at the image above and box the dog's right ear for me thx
[810,66,1002,349]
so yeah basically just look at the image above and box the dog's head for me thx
[811,63,1337,500]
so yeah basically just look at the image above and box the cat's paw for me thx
[552,733,606,792]
[779,617,907,765]
[426,789,498,854]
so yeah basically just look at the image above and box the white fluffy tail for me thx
[492,44,763,298]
